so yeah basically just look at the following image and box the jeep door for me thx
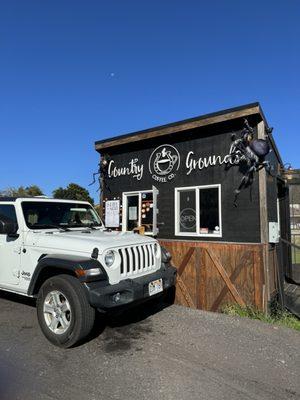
[0,204,21,286]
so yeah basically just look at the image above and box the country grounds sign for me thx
[106,143,240,182]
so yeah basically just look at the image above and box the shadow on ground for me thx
[88,289,175,351]
[0,287,175,350]
[0,289,36,307]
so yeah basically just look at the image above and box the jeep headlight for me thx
[104,250,115,267]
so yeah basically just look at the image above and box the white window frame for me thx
[122,189,154,235]
[174,184,222,238]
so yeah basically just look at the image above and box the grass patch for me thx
[292,250,300,264]
[222,304,300,331]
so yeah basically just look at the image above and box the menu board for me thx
[105,200,120,228]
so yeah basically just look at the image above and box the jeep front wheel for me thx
[37,274,95,348]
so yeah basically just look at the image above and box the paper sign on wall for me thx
[105,200,120,228]
[129,206,137,220]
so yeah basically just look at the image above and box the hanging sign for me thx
[105,200,120,228]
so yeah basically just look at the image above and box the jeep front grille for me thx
[118,244,157,277]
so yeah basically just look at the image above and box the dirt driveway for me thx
[0,291,299,400]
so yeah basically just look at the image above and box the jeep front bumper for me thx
[84,264,176,311]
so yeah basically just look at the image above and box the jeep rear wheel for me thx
[37,274,95,348]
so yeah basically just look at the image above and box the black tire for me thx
[163,286,176,305]
[36,274,95,348]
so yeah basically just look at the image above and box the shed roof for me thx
[95,102,262,149]
[94,102,283,166]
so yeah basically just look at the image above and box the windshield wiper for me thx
[31,224,70,232]
[52,224,70,231]
[88,223,103,230]
[77,223,103,231]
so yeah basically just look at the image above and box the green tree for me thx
[52,183,94,204]
[25,185,44,197]
[94,204,101,216]
[0,185,44,197]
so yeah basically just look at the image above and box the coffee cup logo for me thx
[149,144,180,183]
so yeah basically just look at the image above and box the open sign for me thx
[180,208,196,230]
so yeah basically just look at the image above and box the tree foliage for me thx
[0,185,44,197]
[94,204,101,216]
[52,183,94,204]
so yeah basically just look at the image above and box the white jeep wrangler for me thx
[0,197,176,347]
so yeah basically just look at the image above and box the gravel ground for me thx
[0,290,299,400]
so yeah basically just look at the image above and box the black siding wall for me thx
[101,119,261,243]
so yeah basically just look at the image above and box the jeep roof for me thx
[0,197,91,203]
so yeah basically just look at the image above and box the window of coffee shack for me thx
[122,188,158,235]
[175,184,222,237]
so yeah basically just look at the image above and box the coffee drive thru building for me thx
[94,103,290,312]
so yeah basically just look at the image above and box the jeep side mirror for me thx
[0,216,18,236]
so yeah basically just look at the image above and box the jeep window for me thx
[21,202,102,229]
[0,205,18,231]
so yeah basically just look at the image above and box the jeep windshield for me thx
[21,201,103,230]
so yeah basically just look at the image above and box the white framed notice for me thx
[105,200,120,228]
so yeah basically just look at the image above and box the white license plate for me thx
[148,279,163,296]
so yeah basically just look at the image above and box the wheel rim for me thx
[43,290,72,335]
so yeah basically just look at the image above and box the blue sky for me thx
[0,0,299,202]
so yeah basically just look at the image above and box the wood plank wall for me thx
[268,246,279,297]
[160,240,265,312]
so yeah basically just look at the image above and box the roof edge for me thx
[95,102,261,151]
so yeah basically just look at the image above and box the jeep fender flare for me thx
[27,254,107,296]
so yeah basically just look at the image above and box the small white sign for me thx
[129,206,138,220]
[105,200,120,228]
[269,222,280,243]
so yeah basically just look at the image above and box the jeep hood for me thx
[26,229,157,255]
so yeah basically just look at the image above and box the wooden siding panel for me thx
[253,248,264,310]
[160,240,265,312]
